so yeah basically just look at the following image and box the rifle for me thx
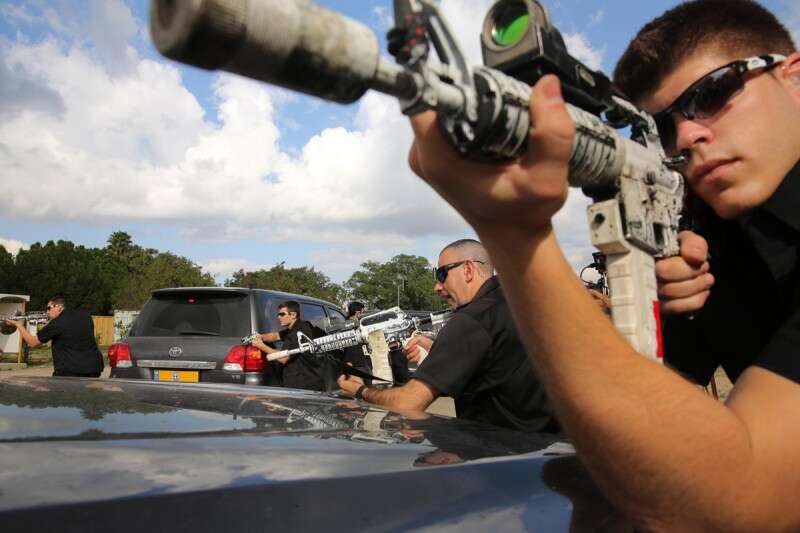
[150,0,685,360]
[243,307,452,383]
[1,312,49,336]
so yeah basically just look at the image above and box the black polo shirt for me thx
[37,308,104,376]
[664,160,800,385]
[279,320,326,391]
[413,277,558,433]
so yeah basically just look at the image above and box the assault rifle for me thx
[150,0,685,360]
[1,312,49,336]
[242,308,452,384]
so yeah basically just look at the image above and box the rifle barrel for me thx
[150,0,414,103]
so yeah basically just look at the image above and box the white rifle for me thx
[243,308,452,384]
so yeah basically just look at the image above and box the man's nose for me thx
[674,114,713,152]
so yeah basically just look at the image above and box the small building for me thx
[0,294,30,362]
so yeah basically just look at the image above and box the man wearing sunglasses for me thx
[251,300,327,391]
[3,295,103,378]
[339,239,558,433]
[403,0,800,529]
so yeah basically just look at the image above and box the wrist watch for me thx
[354,384,367,400]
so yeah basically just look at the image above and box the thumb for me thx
[523,75,575,167]
[678,230,708,266]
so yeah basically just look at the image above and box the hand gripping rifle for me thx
[150,0,685,360]
[243,307,452,384]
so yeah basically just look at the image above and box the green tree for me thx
[345,254,444,311]
[0,245,15,294]
[105,231,157,274]
[13,240,123,314]
[225,262,343,303]
[112,252,215,309]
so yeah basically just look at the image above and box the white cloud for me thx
[85,0,139,76]
[588,10,604,27]
[0,3,38,25]
[371,5,394,31]
[0,237,28,256]
[310,247,396,282]
[202,258,271,281]
[0,0,597,277]
[563,32,604,71]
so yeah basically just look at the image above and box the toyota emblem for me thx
[168,346,183,358]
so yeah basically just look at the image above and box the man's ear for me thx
[463,260,476,282]
[780,52,800,90]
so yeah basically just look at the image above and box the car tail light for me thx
[224,345,265,373]
[244,345,264,372]
[108,343,132,368]
[223,346,245,372]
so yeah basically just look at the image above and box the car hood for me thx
[0,377,631,532]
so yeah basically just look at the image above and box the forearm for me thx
[481,228,762,530]
[18,327,41,348]
[362,381,434,412]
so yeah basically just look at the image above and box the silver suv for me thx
[109,287,346,386]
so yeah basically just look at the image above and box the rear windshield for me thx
[133,292,251,338]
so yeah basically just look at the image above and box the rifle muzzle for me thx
[149,0,382,104]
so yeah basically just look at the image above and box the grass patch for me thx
[1,345,111,367]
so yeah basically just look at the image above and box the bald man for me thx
[339,239,558,433]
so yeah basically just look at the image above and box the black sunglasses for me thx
[434,260,486,283]
[653,54,785,152]
[276,311,289,317]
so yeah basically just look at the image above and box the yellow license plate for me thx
[154,370,199,383]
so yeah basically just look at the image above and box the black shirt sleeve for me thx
[412,313,490,396]
[36,317,64,344]
[754,306,800,384]
[663,315,720,386]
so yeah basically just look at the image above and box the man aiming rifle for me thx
[148,0,800,528]
[406,1,800,530]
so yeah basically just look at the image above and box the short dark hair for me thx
[279,300,300,317]
[347,301,365,318]
[613,0,796,104]
[49,294,66,307]
[441,239,493,277]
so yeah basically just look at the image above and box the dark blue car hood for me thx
[0,377,631,532]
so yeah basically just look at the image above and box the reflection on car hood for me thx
[0,377,631,532]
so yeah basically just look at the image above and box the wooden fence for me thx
[92,316,115,346]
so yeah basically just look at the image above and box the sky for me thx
[1,0,798,284]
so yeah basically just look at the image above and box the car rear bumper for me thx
[111,367,263,386]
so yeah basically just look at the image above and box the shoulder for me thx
[432,309,491,353]
[461,278,508,319]
[440,309,484,336]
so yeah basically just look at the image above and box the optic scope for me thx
[480,0,618,117]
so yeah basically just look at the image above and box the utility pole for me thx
[396,277,405,307]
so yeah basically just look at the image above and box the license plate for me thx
[153,370,199,383]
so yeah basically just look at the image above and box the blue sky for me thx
[1,0,797,284]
